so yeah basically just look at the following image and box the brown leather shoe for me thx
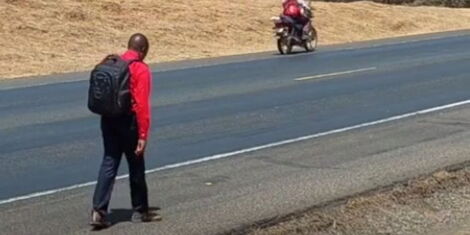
[90,210,110,229]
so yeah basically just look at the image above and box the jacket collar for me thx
[121,50,141,61]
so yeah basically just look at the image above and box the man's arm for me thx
[131,64,152,156]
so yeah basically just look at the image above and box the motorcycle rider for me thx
[282,0,312,39]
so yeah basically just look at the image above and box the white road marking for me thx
[295,67,377,81]
[1,99,470,206]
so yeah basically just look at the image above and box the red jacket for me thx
[121,50,152,141]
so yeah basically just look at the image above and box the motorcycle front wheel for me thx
[277,38,293,55]
[304,26,318,52]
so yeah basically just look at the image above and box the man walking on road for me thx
[90,33,160,228]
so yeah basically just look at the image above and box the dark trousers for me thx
[92,115,149,213]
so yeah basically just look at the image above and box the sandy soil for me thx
[247,167,470,235]
[2,0,470,79]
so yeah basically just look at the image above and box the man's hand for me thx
[135,139,147,157]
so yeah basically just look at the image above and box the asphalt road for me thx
[1,31,470,203]
[2,92,470,235]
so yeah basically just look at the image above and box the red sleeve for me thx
[131,63,152,140]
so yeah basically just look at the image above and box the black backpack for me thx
[88,55,137,117]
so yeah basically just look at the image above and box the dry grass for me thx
[2,0,470,79]
[248,169,470,235]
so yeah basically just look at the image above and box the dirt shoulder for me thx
[245,166,470,235]
[2,0,470,79]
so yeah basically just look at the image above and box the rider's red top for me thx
[121,50,152,141]
[283,0,301,18]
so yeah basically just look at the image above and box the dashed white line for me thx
[1,99,470,206]
[295,67,377,81]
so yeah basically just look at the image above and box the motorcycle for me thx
[271,15,318,54]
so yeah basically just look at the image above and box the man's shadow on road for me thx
[108,207,161,225]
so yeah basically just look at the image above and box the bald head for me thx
[128,33,149,60]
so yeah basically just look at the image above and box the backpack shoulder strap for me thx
[123,59,141,79]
